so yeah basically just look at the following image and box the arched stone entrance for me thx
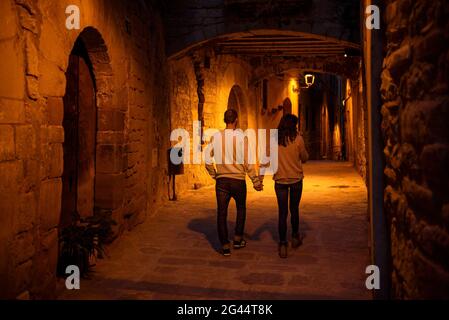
[59,27,124,268]
[61,38,97,227]
[61,27,121,224]
[227,85,248,130]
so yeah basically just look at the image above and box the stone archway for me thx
[60,27,124,232]
[227,85,248,130]
[61,38,96,227]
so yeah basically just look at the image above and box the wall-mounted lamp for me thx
[292,74,315,93]
[305,74,315,87]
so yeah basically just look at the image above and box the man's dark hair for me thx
[224,109,238,124]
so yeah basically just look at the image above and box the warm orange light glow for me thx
[290,78,299,94]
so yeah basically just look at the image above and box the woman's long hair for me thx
[277,114,299,147]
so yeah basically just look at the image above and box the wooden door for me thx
[76,56,96,218]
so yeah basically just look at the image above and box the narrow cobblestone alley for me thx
[58,161,370,300]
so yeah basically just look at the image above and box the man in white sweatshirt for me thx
[206,109,263,256]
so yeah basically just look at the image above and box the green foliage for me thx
[57,210,117,278]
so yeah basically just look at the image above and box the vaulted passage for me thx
[1,0,448,300]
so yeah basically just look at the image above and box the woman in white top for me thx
[274,114,309,258]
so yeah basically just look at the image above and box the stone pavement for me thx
[58,161,371,300]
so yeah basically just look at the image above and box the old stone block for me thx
[11,231,35,266]
[0,0,18,40]
[404,62,435,100]
[0,99,25,124]
[47,126,64,143]
[46,97,64,125]
[15,192,36,233]
[39,58,66,97]
[95,77,113,95]
[39,16,69,70]
[0,39,25,99]
[0,125,15,161]
[114,86,129,112]
[15,125,36,159]
[129,90,147,108]
[129,106,147,120]
[97,131,124,145]
[386,43,411,80]
[98,109,125,131]
[402,177,434,214]
[129,130,143,142]
[0,160,23,194]
[47,143,63,178]
[39,178,62,231]
[401,102,425,145]
[95,173,125,210]
[96,144,125,174]
[401,99,449,146]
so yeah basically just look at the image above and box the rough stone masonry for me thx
[381,0,449,298]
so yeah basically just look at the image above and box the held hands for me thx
[253,181,264,192]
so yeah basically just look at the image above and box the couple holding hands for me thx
[205,109,309,258]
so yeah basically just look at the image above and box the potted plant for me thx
[57,210,117,278]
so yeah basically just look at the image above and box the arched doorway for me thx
[60,27,120,231]
[58,28,122,276]
[227,85,248,130]
[61,38,96,227]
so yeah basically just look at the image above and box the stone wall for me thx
[257,72,299,133]
[168,51,256,193]
[0,0,169,299]
[381,0,449,298]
